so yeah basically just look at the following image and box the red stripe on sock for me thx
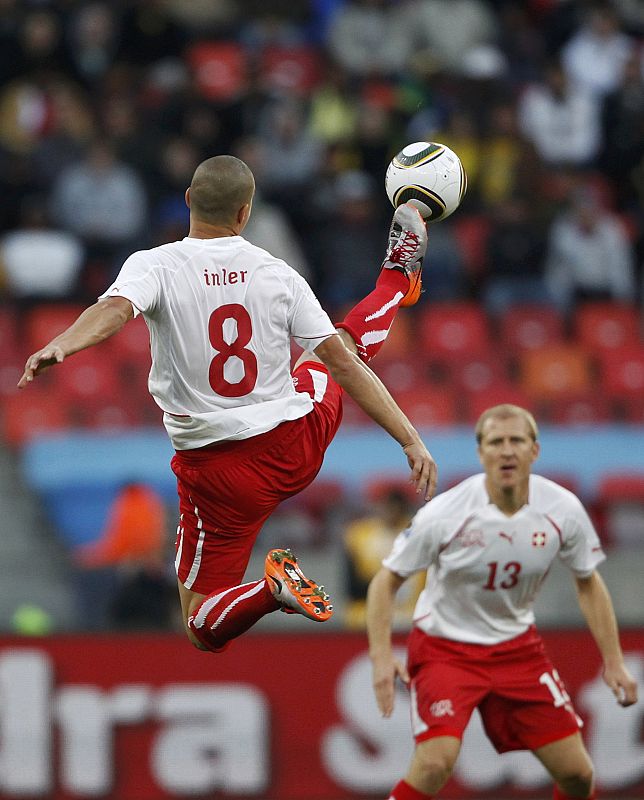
[388,780,434,800]
[189,580,279,652]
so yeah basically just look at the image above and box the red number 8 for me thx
[208,304,258,397]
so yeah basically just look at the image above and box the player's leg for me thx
[533,733,596,799]
[172,433,334,653]
[294,202,428,372]
[388,736,461,799]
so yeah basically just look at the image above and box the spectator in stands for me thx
[401,0,500,77]
[0,194,85,301]
[74,481,174,631]
[518,58,602,168]
[327,0,411,79]
[312,169,388,307]
[561,4,635,99]
[544,181,636,313]
[600,50,644,209]
[482,194,551,315]
[49,138,149,270]
[343,485,422,629]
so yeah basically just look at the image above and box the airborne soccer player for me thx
[19,155,436,652]
[367,404,638,800]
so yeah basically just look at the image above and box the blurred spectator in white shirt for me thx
[402,0,500,76]
[327,0,411,78]
[561,5,635,98]
[0,195,84,299]
[544,182,636,313]
[518,58,601,166]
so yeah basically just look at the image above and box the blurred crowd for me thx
[0,0,642,318]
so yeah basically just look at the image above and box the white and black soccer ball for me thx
[385,141,467,223]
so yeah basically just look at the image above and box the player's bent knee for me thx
[413,743,457,787]
[185,626,210,651]
[556,766,595,798]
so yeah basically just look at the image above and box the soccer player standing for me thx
[19,154,436,652]
[367,404,637,800]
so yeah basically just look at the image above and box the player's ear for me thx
[185,187,191,209]
[531,440,540,463]
[238,201,252,230]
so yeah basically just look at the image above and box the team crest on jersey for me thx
[430,699,455,717]
[532,531,547,547]
[455,528,485,548]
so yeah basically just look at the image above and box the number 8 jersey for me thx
[383,474,605,645]
[100,236,337,449]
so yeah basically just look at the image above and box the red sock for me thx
[336,269,409,362]
[188,579,279,652]
[553,787,596,799]
[388,780,434,800]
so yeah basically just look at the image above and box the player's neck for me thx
[487,484,529,517]
[188,220,240,239]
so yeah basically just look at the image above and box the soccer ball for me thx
[385,142,467,223]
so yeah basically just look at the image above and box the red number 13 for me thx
[483,561,521,590]
[208,304,258,397]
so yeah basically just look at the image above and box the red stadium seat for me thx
[597,345,644,400]
[186,41,247,102]
[518,345,593,401]
[452,215,491,277]
[594,473,644,548]
[363,475,423,507]
[259,46,322,94]
[546,393,614,425]
[47,348,120,403]
[1,385,70,446]
[110,315,151,367]
[0,305,19,367]
[25,304,85,353]
[498,304,566,352]
[462,383,534,423]
[419,302,491,364]
[393,384,460,427]
[574,302,640,353]
[451,352,509,395]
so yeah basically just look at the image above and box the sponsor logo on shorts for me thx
[430,699,455,717]
[532,531,547,547]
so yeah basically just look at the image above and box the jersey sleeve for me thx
[99,252,162,316]
[558,496,606,577]
[288,272,337,351]
[382,503,444,578]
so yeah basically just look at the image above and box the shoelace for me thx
[389,229,420,268]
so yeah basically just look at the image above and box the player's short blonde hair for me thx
[475,404,539,444]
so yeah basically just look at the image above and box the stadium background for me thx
[0,1,642,798]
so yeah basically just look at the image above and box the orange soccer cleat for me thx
[265,548,333,622]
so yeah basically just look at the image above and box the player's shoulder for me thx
[418,473,488,520]
[529,474,585,514]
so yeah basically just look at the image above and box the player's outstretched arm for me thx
[366,567,409,718]
[18,297,134,388]
[314,334,437,500]
[575,571,638,707]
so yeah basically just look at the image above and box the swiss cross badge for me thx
[532,531,547,547]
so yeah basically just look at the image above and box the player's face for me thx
[477,415,539,493]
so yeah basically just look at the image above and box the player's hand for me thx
[18,345,65,388]
[403,441,437,501]
[371,653,410,718]
[604,662,638,707]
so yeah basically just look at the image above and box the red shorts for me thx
[171,362,343,595]
[407,626,582,753]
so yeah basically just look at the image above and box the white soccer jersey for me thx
[383,474,605,644]
[100,236,337,449]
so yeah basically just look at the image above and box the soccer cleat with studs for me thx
[265,548,333,622]
[381,202,428,307]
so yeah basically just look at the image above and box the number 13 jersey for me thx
[383,474,605,645]
[100,236,337,449]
